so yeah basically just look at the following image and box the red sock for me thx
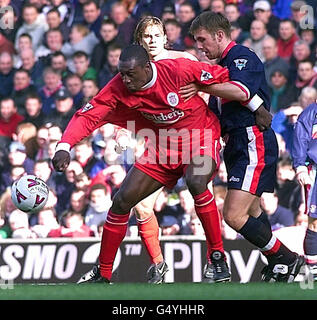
[99,210,129,280]
[137,214,163,264]
[194,189,224,261]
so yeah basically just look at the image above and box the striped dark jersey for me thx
[209,41,271,134]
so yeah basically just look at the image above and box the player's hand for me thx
[179,83,200,102]
[52,150,70,172]
[296,170,312,187]
[255,105,272,131]
[114,134,130,154]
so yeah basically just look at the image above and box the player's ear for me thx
[215,30,225,42]
[163,34,167,46]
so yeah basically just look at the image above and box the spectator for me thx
[295,60,317,96]
[154,188,182,235]
[62,24,99,66]
[14,3,49,52]
[72,0,87,25]
[22,93,47,129]
[0,97,24,138]
[38,67,63,115]
[9,209,36,239]
[50,159,83,219]
[165,19,186,51]
[290,0,308,33]
[298,85,317,108]
[243,19,269,62]
[80,79,99,106]
[31,207,60,238]
[34,125,49,161]
[42,0,70,23]
[161,4,176,22]
[0,187,15,238]
[268,67,298,113]
[252,0,280,39]
[98,44,121,87]
[50,51,72,82]
[72,51,97,81]
[84,183,112,233]
[73,137,106,178]
[0,141,34,193]
[36,28,64,62]
[48,211,94,237]
[210,0,225,14]
[262,36,290,88]
[276,157,301,214]
[277,19,299,61]
[12,122,38,160]
[261,191,295,230]
[45,7,70,41]
[82,0,102,40]
[65,73,84,109]
[94,164,127,197]
[110,1,136,46]
[0,52,15,99]
[299,27,316,53]
[272,87,317,153]
[177,2,196,47]
[189,214,205,236]
[48,87,77,131]
[0,32,14,55]
[289,40,313,82]
[160,215,181,235]
[12,69,37,115]
[90,18,124,71]
[69,189,88,215]
[47,123,63,142]
[13,33,33,68]
[224,3,243,27]
[75,171,92,195]
[177,187,196,235]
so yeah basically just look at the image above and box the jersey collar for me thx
[221,41,237,60]
[140,62,157,90]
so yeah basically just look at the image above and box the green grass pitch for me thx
[1,282,317,300]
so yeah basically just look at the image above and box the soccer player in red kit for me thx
[52,44,229,283]
[115,16,229,284]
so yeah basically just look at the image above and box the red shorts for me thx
[134,121,221,189]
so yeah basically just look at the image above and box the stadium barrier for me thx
[0,236,271,283]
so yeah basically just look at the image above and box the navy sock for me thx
[304,229,317,265]
[257,212,271,230]
[239,216,272,248]
[239,216,295,264]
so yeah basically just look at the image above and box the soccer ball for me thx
[11,175,49,213]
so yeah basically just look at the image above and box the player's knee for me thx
[112,190,134,214]
[186,177,208,196]
[134,202,154,219]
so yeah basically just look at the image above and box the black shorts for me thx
[223,126,278,196]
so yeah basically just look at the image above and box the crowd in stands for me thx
[0,0,316,240]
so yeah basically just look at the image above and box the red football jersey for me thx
[60,58,229,148]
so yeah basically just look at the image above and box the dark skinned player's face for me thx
[118,58,152,92]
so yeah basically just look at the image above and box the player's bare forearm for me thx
[201,83,248,101]
[179,82,247,102]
